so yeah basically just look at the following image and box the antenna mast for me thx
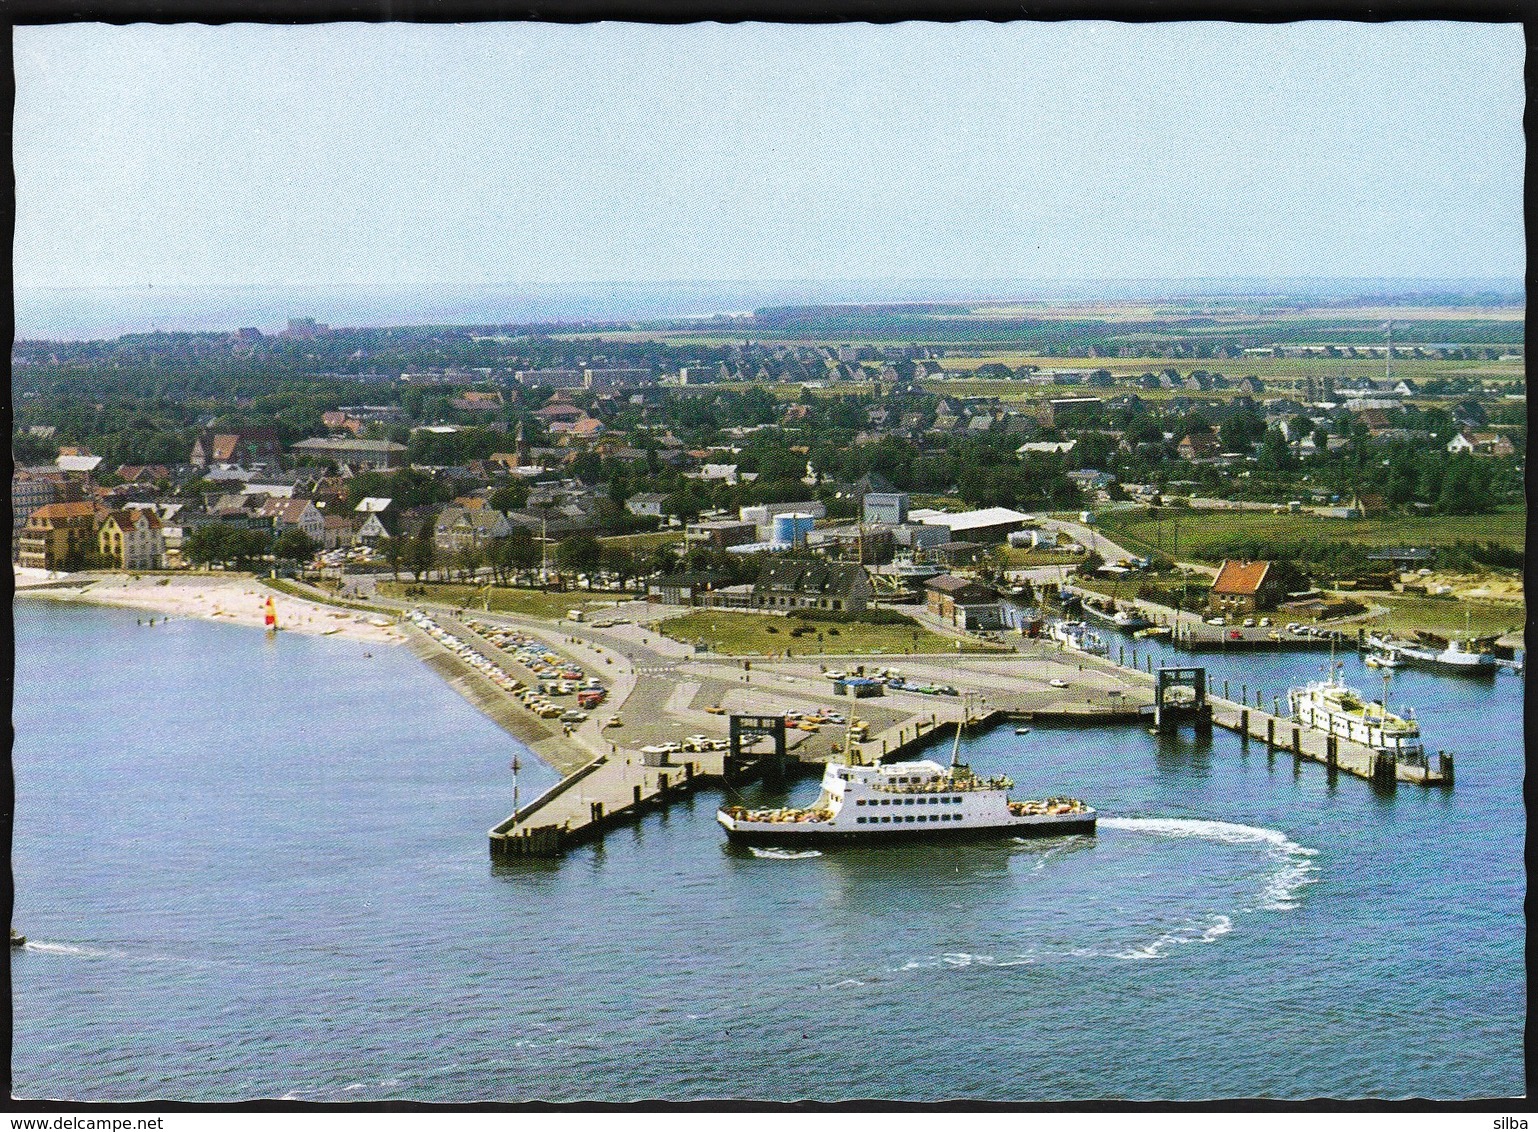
[950,692,970,770]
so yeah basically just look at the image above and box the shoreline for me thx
[13,569,408,646]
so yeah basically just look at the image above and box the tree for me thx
[1256,428,1295,472]
[405,522,437,582]
[569,451,603,485]
[453,543,484,583]
[488,481,529,513]
[599,545,638,590]
[377,535,404,581]
[555,535,603,579]
[273,529,319,564]
[184,523,233,567]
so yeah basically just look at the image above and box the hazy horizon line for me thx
[15,275,1525,294]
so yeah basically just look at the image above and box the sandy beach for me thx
[14,569,407,645]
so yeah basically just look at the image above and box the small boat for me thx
[1015,727,1031,735]
[10,929,25,948]
[1363,651,1401,669]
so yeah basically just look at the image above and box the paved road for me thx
[1036,517,1139,566]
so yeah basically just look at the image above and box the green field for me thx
[999,546,1085,568]
[1368,594,1524,641]
[598,530,686,553]
[1097,507,1527,564]
[376,581,618,620]
[929,353,1522,383]
[655,610,1004,657]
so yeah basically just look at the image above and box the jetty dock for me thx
[1075,641,1453,788]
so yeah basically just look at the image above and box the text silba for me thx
[1494,1120,1528,1130]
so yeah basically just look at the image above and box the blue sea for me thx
[14,278,1522,342]
[11,601,1526,1101]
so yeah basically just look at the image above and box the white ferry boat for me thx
[717,706,1095,846]
[1049,619,1108,656]
[1288,663,1424,760]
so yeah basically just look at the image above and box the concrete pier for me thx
[490,752,720,859]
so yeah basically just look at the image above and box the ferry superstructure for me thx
[1288,664,1424,761]
[716,702,1095,845]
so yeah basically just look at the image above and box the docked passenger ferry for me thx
[717,705,1095,845]
[1288,663,1424,760]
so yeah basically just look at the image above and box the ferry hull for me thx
[718,814,1095,846]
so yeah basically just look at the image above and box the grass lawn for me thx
[931,353,1523,382]
[1366,594,1525,641]
[599,530,685,553]
[655,610,1005,657]
[376,581,621,620]
[263,577,396,617]
[1097,507,1527,564]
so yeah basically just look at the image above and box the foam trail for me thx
[1100,816,1319,910]
[748,847,822,860]
[1027,835,1084,871]
[20,939,229,967]
[23,941,130,959]
[1113,914,1233,960]
[899,952,1034,971]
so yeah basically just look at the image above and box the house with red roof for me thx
[1208,559,1284,615]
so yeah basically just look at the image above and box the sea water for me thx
[16,278,1514,341]
[12,601,1525,1101]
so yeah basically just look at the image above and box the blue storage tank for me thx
[772,512,815,547]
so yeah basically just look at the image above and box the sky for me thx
[12,21,1526,290]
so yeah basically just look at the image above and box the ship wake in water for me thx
[1099,816,1320,911]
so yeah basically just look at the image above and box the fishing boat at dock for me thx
[1366,632,1497,677]
[1081,602,1150,633]
[1049,619,1108,656]
[716,699,1095,846]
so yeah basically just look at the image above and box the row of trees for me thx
[181,524,319,568]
